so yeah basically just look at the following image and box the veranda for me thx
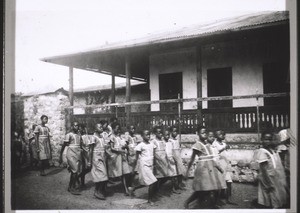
[67,92,289,140]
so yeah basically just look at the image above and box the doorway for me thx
[263,62,289,106]
[207,67,232,108]
[159,72,182,111]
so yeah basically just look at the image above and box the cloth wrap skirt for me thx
[82,146,91,171]
[138,157,157,186]
[107,152,131,178]
[127,147,138,173]
[91,149,108,182]
[38,135,52,160]
[193,156,222,191]
[154,150,169,178]
[172,149,185,175]
[66,145,82,174]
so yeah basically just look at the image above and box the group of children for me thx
[58,119,187,204]
[57,116,236,208]
[17,114,291,209]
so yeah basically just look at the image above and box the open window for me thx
[263,62,289,106]
[207,67,233,108]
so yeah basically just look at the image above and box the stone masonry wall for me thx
[23,91,70,166]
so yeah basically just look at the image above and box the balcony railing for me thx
[72,105,289,134]
[67,92,289,134]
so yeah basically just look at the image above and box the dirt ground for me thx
[11,166,259,210]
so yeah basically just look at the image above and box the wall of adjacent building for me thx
[73,84,150,114]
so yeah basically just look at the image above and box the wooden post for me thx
[68,67,74,129]
[178,93,182,143]
[256,92,261,143]
[196,47,203,129]
[111,72,116,113]
[125,56,131,126]
[69,67,74,106]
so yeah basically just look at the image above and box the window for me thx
[207,67,232,108]
[263,62,289,106]
[159,72,183,111]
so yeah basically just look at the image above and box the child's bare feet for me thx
[177,185,186,191]
[216,199,226,206]
[226,200,237,205]
[69,188,81,195]
[155,192,163,198]
[180,182,186,188]
[94,191,106,200]
[128,187,135,197]
[148,200,155,206]
[40,170,46,176]
[172,189,181,194]
[183,201,189,209]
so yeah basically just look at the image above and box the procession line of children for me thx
[58,120,188,203]
[25,114,290,209]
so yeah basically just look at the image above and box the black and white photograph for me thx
[4,0,298,212]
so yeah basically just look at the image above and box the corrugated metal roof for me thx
[41,11,288,61]
[74,81,145,93]
[22,81,145,96]
[22,87,68,97]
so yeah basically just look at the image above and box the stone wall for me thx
[23,90,70,166]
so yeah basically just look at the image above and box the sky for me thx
[14,0,286,94]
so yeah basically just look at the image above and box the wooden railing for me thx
[202,106,289,133]
[72,105,289,134]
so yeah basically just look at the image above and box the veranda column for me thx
[67,66,74,130]
[125,55,131,126]
[196,47,203,128]
[111,72,116,113]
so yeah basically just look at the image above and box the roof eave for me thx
[40,19,288,64]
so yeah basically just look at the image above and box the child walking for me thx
[79,124,92,187]
[169,126,186,190]
[212,130,235,204]
[207,131,227,207]
[255,131,287,208]
[90,123,109,200]
[28,124,39,169]
[277,128,291,207]
[59,121,82,195]
[164,129,180,194]
[107,122,132,195]
[184,126,224,209]
[125,125,139,187]
[128,130,157,204]
[34,115,52,176]
[152,126,169,197]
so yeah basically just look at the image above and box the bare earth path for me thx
[11,167,258,210]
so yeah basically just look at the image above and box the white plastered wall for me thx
[149,48,197,111]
